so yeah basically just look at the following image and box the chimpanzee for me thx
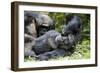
[24,11,54,57]
[33,15,82,61]
[24,11,54,37]
[62,15,82,36]
[33,31,77,60]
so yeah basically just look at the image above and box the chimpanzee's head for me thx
[36,14,55,36]
[24,11,55,37]
[62,15,82,36]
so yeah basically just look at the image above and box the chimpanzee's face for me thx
[37,25,54,36]
[38,26,49,36]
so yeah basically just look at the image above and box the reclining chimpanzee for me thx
[32,15,82,61]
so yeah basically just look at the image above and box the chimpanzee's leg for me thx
[35,49,66,61]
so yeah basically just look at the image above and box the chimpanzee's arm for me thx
[47,38,58,49]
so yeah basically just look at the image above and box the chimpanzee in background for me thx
[24,11,55,57]
[34,15,82,61]
[24,11,54,37]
